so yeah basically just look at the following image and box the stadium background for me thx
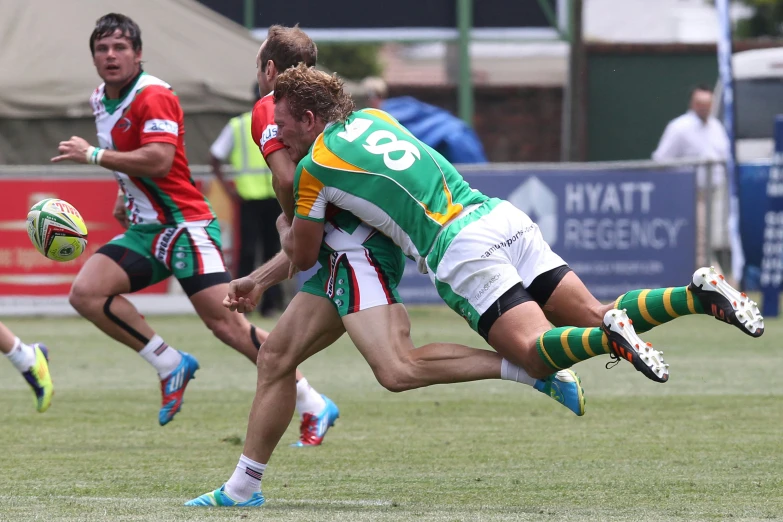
[0,2,782,520]
[3,0,780,315]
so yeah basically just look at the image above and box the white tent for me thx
[0,0,263,118]
[0,0,358,164]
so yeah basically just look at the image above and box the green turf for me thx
[0,307,781,521]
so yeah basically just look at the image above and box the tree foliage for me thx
[316,43,382,81]
[734,0,783,37]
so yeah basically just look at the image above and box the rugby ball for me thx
[26,198,88,262]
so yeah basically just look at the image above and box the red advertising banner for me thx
[0,178,169,296]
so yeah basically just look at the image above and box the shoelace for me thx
[605,352,621,370]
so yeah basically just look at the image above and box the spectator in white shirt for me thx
[653,84,730,184]
[652,85,731,269]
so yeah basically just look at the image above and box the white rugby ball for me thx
[26,198,89,262]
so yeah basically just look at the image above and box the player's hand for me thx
[51,136,91,164]
[224,276,263,313]
[113,193,129,229]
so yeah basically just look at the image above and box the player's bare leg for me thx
[189,284,266,363]
[343,302,585,417]
[188,285,319,381]
[69,253,154,349]
[342,303,502,391]
[189,283,323,433]
[185,292,345,506]
[0,322,20,354]
[69,252,198,425]
[538,271,610,328]
[0,321,53,412]
[487,297,669,384]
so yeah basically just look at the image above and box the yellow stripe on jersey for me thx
[311,133,367,173]
[295,167,325,218]
[422,179,464,225]
[311,116,461,226]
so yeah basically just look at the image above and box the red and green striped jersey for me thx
[91,73,215,226]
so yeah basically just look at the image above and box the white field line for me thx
[6,495,394,507]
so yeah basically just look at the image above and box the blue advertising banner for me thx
[738,117,783,315]
[738,162,771,291]
[299,167,697,304]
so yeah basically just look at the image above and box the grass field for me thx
[0,306,781,521]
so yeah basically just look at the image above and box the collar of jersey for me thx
[102,70,146,115]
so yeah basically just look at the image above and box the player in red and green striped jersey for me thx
[50,13,331,427]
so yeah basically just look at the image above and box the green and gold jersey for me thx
[294,109,488,266]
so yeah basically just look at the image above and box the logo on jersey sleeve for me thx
[143,119,179,136]
[260,124,278,147]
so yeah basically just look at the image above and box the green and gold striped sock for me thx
[536,327,610,371]
[613,287,704,334]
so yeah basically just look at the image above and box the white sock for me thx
[295,377,327,418]
[5,337,36,372]
[500,359,536,387]
[138,335,182,379]
[224,454,266,502]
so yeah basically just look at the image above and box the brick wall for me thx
[387,86,563,163]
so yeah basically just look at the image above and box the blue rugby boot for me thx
[185,485,265,507]
[159,352,199,426]
[534,369,585,416]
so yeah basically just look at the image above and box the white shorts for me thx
[427,200,566,331]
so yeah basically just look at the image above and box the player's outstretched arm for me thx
[51,136,174,178]
[224,251,292,313]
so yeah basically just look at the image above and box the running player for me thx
[50,13,331,427]
[185,29,585,509]
[272,64,763,386]
[1,321,53,413]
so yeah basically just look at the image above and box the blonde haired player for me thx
[186,32,586,508]
[0,322,53,412]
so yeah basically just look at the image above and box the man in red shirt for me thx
[50,13,330,428]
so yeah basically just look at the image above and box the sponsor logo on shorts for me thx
[143,119,178,136]
[473,272,501,301]
[480,224,536,258]
[260,124,278,147]
[326,252,340,298]
[155,228,179,262]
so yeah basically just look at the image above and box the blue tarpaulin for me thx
[381,96,488,164]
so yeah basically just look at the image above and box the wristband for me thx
[85,146,104,165]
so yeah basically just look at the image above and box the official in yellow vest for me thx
[210,110,283,316]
